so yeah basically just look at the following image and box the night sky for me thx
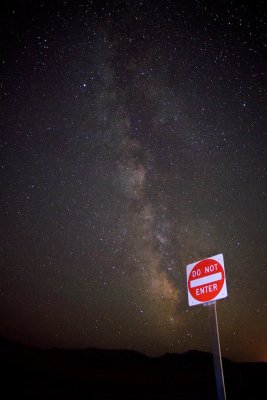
[1,0,266,363]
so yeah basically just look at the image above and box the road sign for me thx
[186,254,227,306]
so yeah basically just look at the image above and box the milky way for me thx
[0,1,266,361]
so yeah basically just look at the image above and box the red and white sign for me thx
[186,254,227,306]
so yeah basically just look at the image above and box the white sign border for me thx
[186,253,227,306]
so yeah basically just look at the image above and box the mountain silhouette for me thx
[0,336,266,399]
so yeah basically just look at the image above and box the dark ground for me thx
[0,337,266,399]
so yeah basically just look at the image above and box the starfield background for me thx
[0,0,267,398]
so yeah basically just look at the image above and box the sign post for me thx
[186,254,227,400]
[208,301,227,400]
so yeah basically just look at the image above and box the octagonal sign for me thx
[186,254,227,306]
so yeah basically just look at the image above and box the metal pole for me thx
[208,301,227,400]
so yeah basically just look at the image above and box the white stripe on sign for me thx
[190,272,222,288]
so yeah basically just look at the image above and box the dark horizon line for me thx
[0,335,265,365]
